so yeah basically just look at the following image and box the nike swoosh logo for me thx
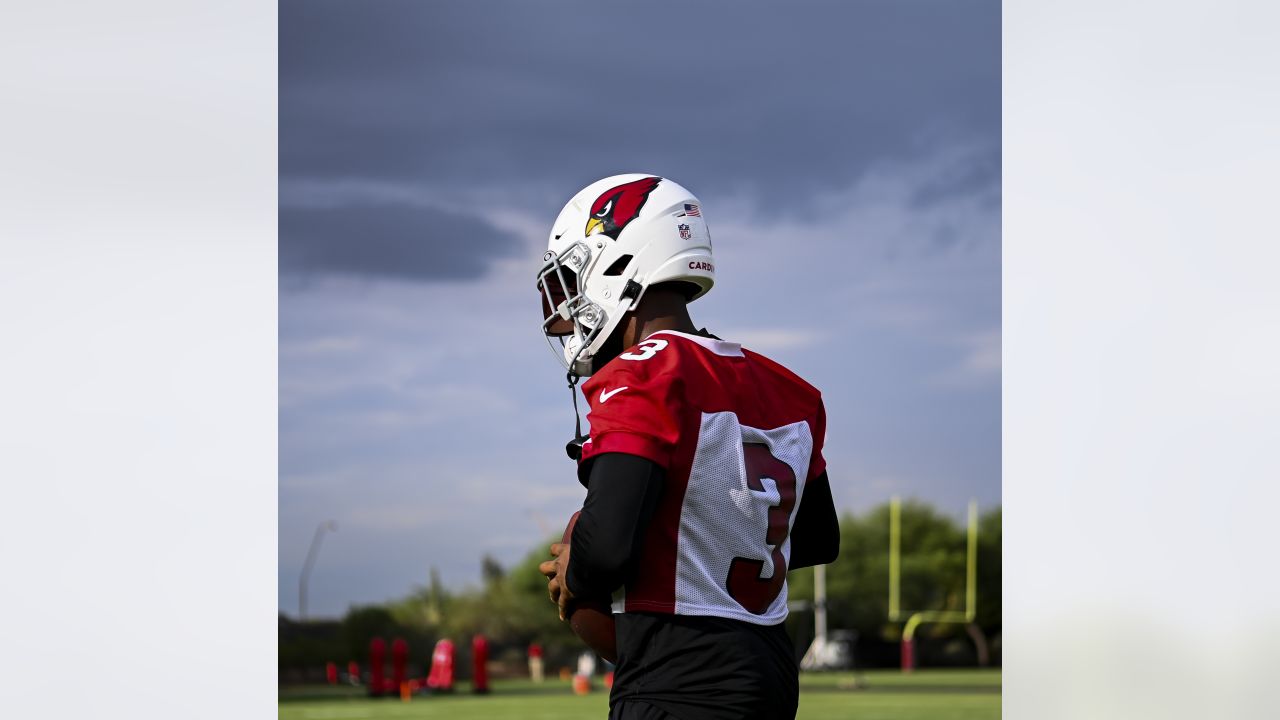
[598,386,629,404]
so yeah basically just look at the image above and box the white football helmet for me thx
[538,174,715,377]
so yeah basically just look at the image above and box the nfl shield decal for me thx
[678,223,692,240]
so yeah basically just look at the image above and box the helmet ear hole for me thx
[603,254,633,277]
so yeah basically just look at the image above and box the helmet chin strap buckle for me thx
[565,436,586,461]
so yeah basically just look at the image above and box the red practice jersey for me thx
[578,330,826,626]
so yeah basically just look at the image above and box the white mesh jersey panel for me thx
[673,411,814,625]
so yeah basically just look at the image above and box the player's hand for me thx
[538,542,575,621]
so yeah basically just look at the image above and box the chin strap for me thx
[565,371,588,460]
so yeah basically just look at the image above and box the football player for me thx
[537,175,840,720]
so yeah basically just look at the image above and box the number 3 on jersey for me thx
[620,338,668,361]
[726,443,797,614]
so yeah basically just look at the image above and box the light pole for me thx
[298,520,338,621]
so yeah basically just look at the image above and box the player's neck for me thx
[637,316,697,343]
[628,292,698,346]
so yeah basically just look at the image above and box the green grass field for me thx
[279,669,1000,720]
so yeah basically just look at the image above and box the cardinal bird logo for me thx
[585,176,662,240]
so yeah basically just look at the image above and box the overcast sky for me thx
[279,0,1000,618]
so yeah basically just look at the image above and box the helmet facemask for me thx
[537,241,626,378]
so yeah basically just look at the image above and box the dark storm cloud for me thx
[280,0,1000,214]
[280,203,522,281]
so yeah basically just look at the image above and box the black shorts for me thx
[608,612,799,720]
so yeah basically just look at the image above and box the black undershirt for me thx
[567,452,840,720]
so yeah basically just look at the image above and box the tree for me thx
[481,554,506,587]
[976,507,1001,633]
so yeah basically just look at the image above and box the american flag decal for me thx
[682,203,701,217]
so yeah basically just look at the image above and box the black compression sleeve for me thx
[789,472,840,570]
[566,453,665,601]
